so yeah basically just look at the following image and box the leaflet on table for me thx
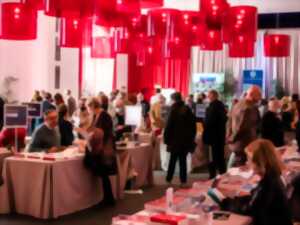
[14,147,83,161]
[227,168,254,179]
[144,196,191,212]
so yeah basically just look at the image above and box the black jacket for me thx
[261,111,284,147]
[222,174,293,225]
[164,101,197,154]
[203,100,227,145]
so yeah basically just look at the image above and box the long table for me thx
[117,143,153,196]
[0,148,13,185]
[0,155,118,219]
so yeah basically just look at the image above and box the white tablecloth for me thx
[0,156,118,219]
[117,143,153,194]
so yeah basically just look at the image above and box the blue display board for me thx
[4,105,28,128]
[242,70,264,93]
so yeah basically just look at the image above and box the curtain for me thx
[128,57,191,99]
[191,29,300,97]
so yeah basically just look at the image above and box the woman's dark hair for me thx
[99,95,109,111]
[171,92,182,103]
[54,93,64,105]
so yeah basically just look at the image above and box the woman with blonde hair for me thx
[221,139,292,225]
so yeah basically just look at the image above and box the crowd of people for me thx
[0,86,300,224]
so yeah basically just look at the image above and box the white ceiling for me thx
[162,0,300,13]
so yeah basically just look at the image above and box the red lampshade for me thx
[60,13,82,48]
[127,15,147,36]
[21,0,44,10]
[229,35,255,58]
[163,37,191,59]
[140,0,163,8]
[91,36,114,58]
[200,30,223,50]
[264,34,291,57]
[147,9,182,40]
[0,3,37,40]
[200,0,229,29]
[45,0,93,17]
[113,27,129,53]
[222,5,257,43]
[95,0,140,27]
[81,17,93,47]
[180,11,206,46]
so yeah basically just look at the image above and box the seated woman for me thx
[58,104,74,147]
[220,139,293,225]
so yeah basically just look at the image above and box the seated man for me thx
[29,109,61,152]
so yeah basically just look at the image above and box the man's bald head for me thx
[245,85,262,103]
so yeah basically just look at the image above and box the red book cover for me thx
[150,213,186,225]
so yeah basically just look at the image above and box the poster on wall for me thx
[242,70,264,94]
[4,105,28,128]
[192,73,225,94]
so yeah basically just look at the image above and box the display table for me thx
[0,148,13,185]
[117,143,153,194]
[160,133,207,173]
[0,155,117,219]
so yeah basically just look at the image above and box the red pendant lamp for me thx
[264,34,291,57]
[163,37,191,59]
[81,17,93,47]
[0,3,37,40]
[200,29,223,50]
[21,0,44,10]
[60,13,82,48]
[222,5,257,43]
[95,0,140,27]
[200,0,229,29]
[229,35,255,58]
[147,8,182,41]
[180,10,206,46]
[91,36,114,58]
[140,0,163,8]
[113,27,129,53]
[45,0,91,17]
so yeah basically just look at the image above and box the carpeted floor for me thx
[0,171,209,225]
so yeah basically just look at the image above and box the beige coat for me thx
[227,99,260,153]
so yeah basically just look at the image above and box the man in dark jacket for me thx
[203,90,227,178]
[164,92,197,186]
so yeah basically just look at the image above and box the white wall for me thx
[82,48,114,97]
[0,11,79,102]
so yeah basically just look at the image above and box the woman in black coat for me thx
[220,139,293,225]
[83,97,117,205]
[164,92,197,185]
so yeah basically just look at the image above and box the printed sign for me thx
[4,105,28,128]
